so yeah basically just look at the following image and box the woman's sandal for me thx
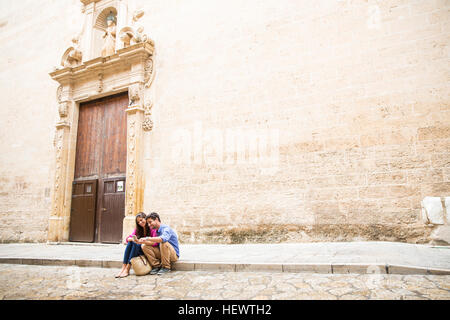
[115,268,126,278]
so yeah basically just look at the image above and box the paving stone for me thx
[248,275,271,285]
[340,294,368,300]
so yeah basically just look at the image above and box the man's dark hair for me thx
[147,212,161,222]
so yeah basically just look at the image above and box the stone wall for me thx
[0,0,448,243]
[0,0,84,242]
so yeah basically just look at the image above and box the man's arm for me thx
[138,237,162,245]
[138,228,171,245]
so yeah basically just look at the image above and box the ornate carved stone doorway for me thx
[48,0,155,242]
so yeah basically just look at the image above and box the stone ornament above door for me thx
[58,0,153,67]
[51,41,154,105]
[52,0,155,129]
[48,0,156,242]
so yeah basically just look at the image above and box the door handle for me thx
[102,208,107,212]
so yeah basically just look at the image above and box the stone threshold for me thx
[1,258,449,275]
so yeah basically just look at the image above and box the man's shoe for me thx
[150,267,161,275]
[157,267,171,275]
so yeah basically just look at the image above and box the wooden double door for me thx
[69,92,128,243]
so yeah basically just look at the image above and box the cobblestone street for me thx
[0,264,449,300]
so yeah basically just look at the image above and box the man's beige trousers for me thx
[142,242,178,269]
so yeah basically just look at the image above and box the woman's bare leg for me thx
[119,264,132,277]
[116,264,127,278]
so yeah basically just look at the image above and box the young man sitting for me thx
[137,212,180,275]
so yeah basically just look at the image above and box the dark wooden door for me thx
[98,177,126,243]
[71,92,128,243]
[69,180,97,242]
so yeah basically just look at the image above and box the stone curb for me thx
[1,258,449,275]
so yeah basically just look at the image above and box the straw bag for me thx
[130,255,151,276]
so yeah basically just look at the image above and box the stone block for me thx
[21,259,42,265]
[421,197,444,225]
[426,268,450,275]
[430,225,450,245]
[236,263,283,273]
[387,265,428,275]
[195,262,235,272]
[332,264,387,274]
[0,258,22,265]
[102,260,122,268]
[173,261,195,271]
[75,259,103,267]
[42,259,76,266]
[418,126,450,141]
[368,172,406,185]
[282,263,332,273]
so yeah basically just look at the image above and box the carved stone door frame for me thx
[49,42,154,242]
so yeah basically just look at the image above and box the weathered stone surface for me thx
[332,264,387,275]
[0,1,449,244]
[422,197,445,225]
[388,265,428,275]
[236,263,283,273]
[283,264,332,274]
[172,261,195,271]
[445,197,450,222]
[430,226,450,246]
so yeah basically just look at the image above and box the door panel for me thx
[69,180,97,242]
[98,177,126,243]
[74,101,104,179]
[102,96,127,175]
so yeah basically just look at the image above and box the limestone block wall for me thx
[0,0,448,243]
[0,0,84,242]
[140,0,450,243]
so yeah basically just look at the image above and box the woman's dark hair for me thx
[135,212,150,238]
[146,212,161,222]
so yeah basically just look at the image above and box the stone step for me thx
[1,257,449,275]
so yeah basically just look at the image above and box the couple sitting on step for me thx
[116,212,180,278]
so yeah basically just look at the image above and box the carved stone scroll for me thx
[118,9,154,49]
[128,83,143,106]
[143,101,153,131]
[144,57,155,88]
[61,37,83,68]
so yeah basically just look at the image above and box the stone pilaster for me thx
[48,120,71,242]
[123,105,145,237]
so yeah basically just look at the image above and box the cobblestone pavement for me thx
[0,264,449,300]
